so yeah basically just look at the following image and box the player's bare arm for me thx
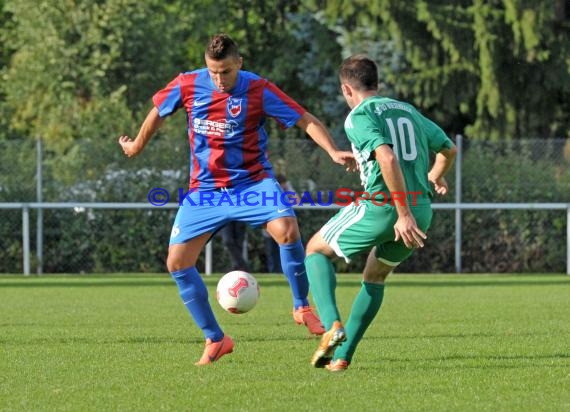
[375,144,427,249]
[296,112,357,171]
[427,145,457,195]
[119,107,164,157]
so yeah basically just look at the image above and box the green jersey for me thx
[344,96,453,203]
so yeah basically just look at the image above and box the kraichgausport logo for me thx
[147,188,424,207]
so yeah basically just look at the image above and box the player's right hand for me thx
[429,176,449,195]
[394,214,427,249]
[118,136,140,158]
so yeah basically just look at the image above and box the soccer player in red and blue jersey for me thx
[119,33,355,365]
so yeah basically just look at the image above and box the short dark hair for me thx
[205,33,240,60]
[339,55,379,91]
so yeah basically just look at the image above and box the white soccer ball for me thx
[216,271,260,314]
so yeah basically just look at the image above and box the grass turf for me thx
[1,274,569,411]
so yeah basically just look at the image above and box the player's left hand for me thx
[331,150,357,172]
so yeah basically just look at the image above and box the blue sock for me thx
[279,239,309,309]
[171,266,223,341]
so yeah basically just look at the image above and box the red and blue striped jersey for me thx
[152,69,306,190]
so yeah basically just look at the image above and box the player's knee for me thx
[166,256,179,273]
[267,218,300,244]
[364,265,393,283]
[277,231,299,244]
[305,233,334,258]
[166,253,192,273]
[305,236,319,255]
[364,272,390,284]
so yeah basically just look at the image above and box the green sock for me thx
[304,253,341,330]
[334,281,385,363]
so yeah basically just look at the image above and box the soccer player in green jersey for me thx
[305,55,457,371]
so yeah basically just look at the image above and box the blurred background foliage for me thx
[0,0,569,273]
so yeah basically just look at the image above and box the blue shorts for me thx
[169,178,296,245]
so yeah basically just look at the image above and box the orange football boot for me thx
[293,306,325,335]
[310,321,346,367]
[195,335,234,366]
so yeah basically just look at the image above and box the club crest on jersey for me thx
[227,98,242,118]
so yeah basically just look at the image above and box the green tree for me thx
[310,0,570,139]
[1,0,191,148]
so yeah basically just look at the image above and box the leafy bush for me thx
[1,138,568,274]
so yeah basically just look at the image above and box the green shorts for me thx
[320,201,433,265]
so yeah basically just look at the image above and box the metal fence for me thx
[1,136,569,274]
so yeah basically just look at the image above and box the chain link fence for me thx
[1,136,569,274]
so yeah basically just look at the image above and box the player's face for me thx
[205,55,243,93]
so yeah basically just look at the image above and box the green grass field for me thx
[1,274,569,411]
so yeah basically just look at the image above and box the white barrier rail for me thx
[0,202,569,275]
